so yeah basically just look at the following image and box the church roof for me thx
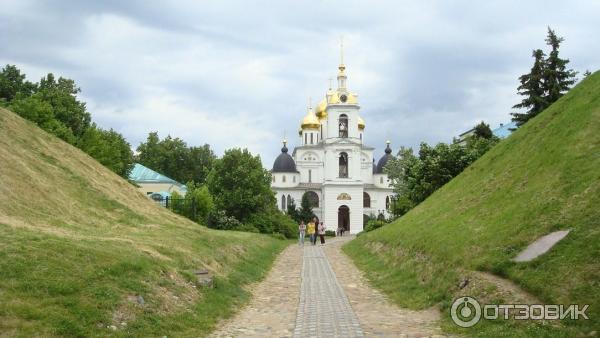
[375,142,394,174]
[492,121,518,138]
[129,163,186,188]
[272,142,298,173]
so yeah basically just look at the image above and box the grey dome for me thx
[272,144,297,173]
[375,143,393,174]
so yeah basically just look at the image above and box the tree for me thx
[0,64,36,102]
[206,148,274,222]
[286,197,302,223]
[298,193,315,223]
[77,124,134,177]
[543,27,577,104]
[511,49,548,126]
[136,133,215,184]
[37,73,91,139]
[473,121,493,139]
[583,70,592,78]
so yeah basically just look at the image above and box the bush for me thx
[325,230,336,237]
[207,210,242,230]
[233,223,259,233]
[365,219,386,232]
[247,211,297,239]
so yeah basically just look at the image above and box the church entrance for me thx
[338,205,350,233]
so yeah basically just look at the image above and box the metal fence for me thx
[151,196,198,221]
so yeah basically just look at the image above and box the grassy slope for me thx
[345,72,600,337]
[0,108,287,337]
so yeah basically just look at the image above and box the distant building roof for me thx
[129,163,186,188]
[492,121,518,138]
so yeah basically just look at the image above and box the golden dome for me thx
[301,107,320,129]
[328,92,358,105]
[316,98,327,119]
[358,116,365,130]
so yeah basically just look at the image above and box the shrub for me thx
[365,219,386,232]
[325,230,336,237]
[207,210,242,230]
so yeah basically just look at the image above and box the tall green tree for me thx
[0,64,36,102]
[511,49,548,126]
[36,73,91,139]
[298,193,315,223]
[136,133,215,184]
[286,197,301,223]
[77,124,134,177]
[206,148,274,222]
[543,27,577,104]
[473,121,493,139]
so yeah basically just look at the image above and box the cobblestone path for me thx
[293,243,365,337]
[210,236,445,338]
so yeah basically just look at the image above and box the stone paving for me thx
[293,243,365,338]
[210,236,446,338]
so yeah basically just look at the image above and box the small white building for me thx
[270,60,395,234]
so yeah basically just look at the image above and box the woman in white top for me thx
[318,222,326,245]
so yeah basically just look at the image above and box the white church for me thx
[271,57,395,234]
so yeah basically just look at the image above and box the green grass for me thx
[0,108,288,337]
[344,71,600,337]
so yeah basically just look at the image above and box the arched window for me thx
[386,196,390,210]
[281,195,286,210]
[380,177,383,184]
[303,191,319,207]
[339,114,348,138]
[272,176,275,183]
[363,192,371,208]
[293,176,296,183]
[287,194,292,208]
[310,133,314,144]
[339,152,348,178]
[304,133,307,144]
[308,169,312,183]
[282,175,286,183]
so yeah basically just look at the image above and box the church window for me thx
[304,191,319,208]
[380,177,383,184]
[310,133,313,144]
[281,195,286,210]
[287,194,292,208]
[308,169,312,183]
[363,192,371,208]
[386,196,390,210]
[339,152,349,178]
[360,133,362,141]
[339,114,348,138]
[304,133,307,144]
[283,175,286,183]
[272,176,275,183]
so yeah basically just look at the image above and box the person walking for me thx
[298,221,306,246]
[307,219,316,246]
[318,222,326,245]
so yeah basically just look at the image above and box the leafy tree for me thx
[9,93,76,143]
[511,49,548,126]
[473,121,493,139]
[36,73,91,139]
[206,148,274,222]
[286,197,301,223]
[298,193,316,223]
[185,183,214,223]
[77,124,134,177]
[543,28,577,104]
[136,132,215,184]
[0,64,36,102]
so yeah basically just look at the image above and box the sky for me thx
[1,0,599,167]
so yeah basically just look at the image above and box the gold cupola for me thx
[316,98,327,119]
[358,116,365,130]
[301,105,320,129]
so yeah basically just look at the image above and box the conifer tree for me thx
[511,49,548,126]
[543,27,577,104]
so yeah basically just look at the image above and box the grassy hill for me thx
[0,107,287,337]
[345,72,600,337]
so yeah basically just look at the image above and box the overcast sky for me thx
[1,1,598,167]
